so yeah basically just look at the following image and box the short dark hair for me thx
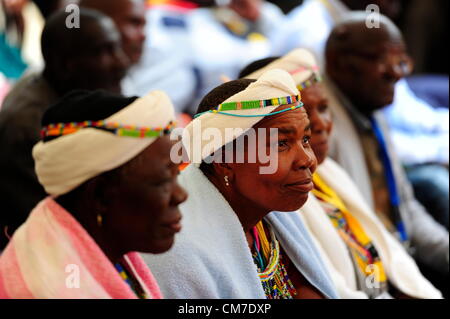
[196,79,255,176]
[41,8,108,63]
[238,57,280,79]
[196,79,256,114]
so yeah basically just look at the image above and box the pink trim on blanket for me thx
[0,197,162,299]
[46,198,162,299]
[126,252,163,299]
[45,198,136,298]
[0,240,34,299]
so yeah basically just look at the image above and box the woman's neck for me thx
[56,194,124,264]
[205,172,269,233]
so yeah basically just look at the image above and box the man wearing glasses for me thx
[324,12,448,297]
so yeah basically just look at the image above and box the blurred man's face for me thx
[346,43,411,112]
[329,24,412,115]
[110,0,147,65]
[68,17,129,94]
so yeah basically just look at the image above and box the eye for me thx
[303,136,311,145]
[277,139,289,151]
[318,104,329,113]
[153,174,174,188]
[155,179,170,187]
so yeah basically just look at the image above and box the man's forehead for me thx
[82,0,145,19]
[113,0,146,17]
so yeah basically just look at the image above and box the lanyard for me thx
[370,118,408,242]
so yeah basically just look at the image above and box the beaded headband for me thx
[41,120,176,139]
[287,64,323,91]
[194,94,303,119]
[297,73,323,91]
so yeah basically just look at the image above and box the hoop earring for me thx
[224,176,230,187]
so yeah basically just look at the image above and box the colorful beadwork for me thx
[194,95,303,118]
[252,222,297,299]
[216,94,300,112]
[40,120,176,139]
[115,262,149,299]
[296,73,323,91]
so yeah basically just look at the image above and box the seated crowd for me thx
[0,0,448,299]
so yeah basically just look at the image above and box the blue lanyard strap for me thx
[370,118,408,242]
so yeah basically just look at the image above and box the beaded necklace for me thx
[252,221,297,299]
[115,262,149,299]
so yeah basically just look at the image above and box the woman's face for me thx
[100,136,188,254]
[227,105,317,212]
[301,83,333,165]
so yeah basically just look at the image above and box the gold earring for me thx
[97,213,103,227]
[224,176,230,186]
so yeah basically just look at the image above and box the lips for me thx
[161,215,182,234]
[285,178,314,193]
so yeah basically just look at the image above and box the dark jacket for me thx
[0,72,57,249]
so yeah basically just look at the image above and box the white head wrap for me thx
[245,48,320,87]
[33,90,175,196]
[182,68,301,164]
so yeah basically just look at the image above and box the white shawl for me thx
[299,157,442,299]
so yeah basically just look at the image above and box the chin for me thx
[385,96,394,106]
[130,52,143,65]
[379,88,395,105]
[144,237,176,254]
[274,194,309,212]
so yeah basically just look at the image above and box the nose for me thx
[138,27,146,43]
[382,54,410,82]
[293,142,317,171]
[385,62,404,82]
[311,113,328,134]
[170,182,188,207]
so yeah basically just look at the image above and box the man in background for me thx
[0,9,128,249]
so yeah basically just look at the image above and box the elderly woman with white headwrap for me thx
[143,69,339,299]
[0,89,187,299]
[239,48,442,299]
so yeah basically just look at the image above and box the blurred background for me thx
[1,0,448,108]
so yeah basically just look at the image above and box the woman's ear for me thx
[213,162,235,183]
[85,176,112,214]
